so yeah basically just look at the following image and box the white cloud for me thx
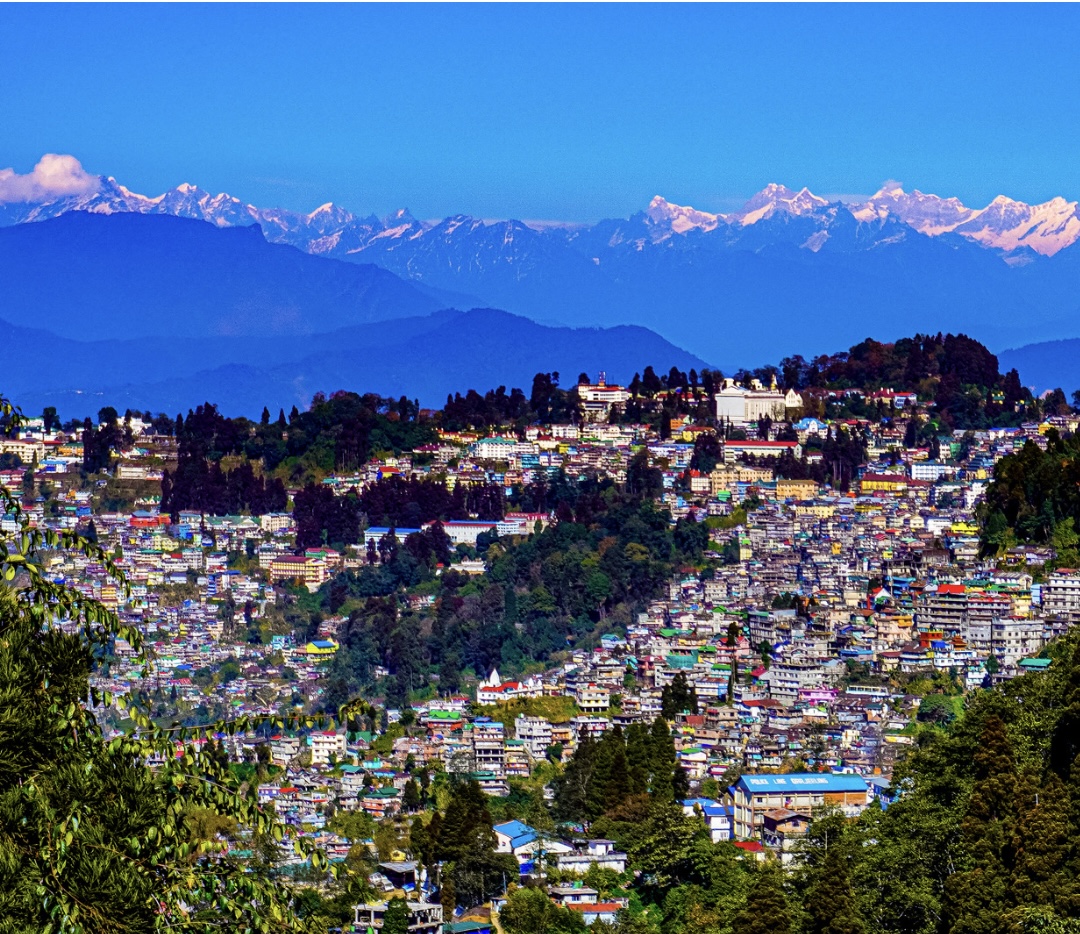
[0,153,100,203]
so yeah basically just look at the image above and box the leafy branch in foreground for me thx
[0,395,365,934]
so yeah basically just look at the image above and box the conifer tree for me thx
[402,778,422,813]
[440,878,456,917]
[733,863,791,934]
[805,845,866,934]
[648,717,678,799]
[604,744,632,814]
[1050,641,1080,779]
[1010,770,1072,912]
[944,714,1018,934]
[624,723,651,794]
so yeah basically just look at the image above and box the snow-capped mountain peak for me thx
[645,195,720,236]
[729,183,829,226]
[956,194,1080,256]
[855,185,976,235]
[3,153,1080,261]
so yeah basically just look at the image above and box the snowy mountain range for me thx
[4,154,1080,371]
[5,157,1080,258]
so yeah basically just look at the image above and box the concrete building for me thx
[353,901,442,934]
[714,378,802,426]
[729,773,869,840]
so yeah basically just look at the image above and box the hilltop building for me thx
[714,377,803,426]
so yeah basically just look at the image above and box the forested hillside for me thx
[981,430,1080,560]
[310,456,711,708]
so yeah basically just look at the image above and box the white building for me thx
[715,378,803,426]
[1043,569,1080,619]
[577,375,632,422]
[990,617,1045,664]
[515,715,554,760]
[575,683,611,712]
[308,730,348,766]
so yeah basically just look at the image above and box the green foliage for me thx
[382,897,410,934]
[499,885,587,934]
[435,781,519,909]
[804,844,866,934]
[981,435,1080,555]
[733,863,791,934]
[0,394,363,933]
[553,720,685,825]
[660,672,698,719]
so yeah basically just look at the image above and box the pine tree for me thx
[382,897,409,934]
[625,723,651,795]
[1050,641,1080,779]
[943,714,1018,934]
[733,864,791,934]
[439,878,456,917]
[1010,770,1071,911]
[604,744,632,814]
[805,845,866,934]
[648,717,677,799]
[402,778,422,813]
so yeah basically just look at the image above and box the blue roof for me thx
[494,819,535,837]
[733,773,868,794]
[494,819,537,848]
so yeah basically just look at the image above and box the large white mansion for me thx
[714,377,803,426]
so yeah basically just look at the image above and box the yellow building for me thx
[794,502,835,518]
[305,639,339,657]
[859,474,908,494]
[269,555,328,588]
[776,478,820,500]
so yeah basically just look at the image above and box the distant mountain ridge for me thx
[5,155,1080,368]
[0,212,471,340]
[0,308,710,418]
[5,165,1079,257]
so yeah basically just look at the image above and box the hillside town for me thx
[2,375,1077,933]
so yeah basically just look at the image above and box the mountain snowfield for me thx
[2,155,1080,257]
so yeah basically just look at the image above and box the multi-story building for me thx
[514,715,554,760]
[990,617,1045,664]
[472,719,506,776]
[714,378,802,426]
[308,730,347,766]
[577,376,632,421]
[729,773,869,840]
[575,683,611,712]
[1043,569,1080,620]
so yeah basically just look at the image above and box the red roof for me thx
[567,903,623,914]
[734,841,764,853]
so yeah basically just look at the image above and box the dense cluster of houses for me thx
[4,397,1079,931]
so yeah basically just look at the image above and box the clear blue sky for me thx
[2,3,1077,221]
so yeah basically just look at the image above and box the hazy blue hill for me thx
[331,211,1061,363]
[999,339,1080,395]
[2,308,710,418]
[0,212,463,340]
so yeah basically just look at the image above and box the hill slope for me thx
[0,212,468,340]
[2,308,710,418]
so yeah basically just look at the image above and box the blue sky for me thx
[2,3,1077,221]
